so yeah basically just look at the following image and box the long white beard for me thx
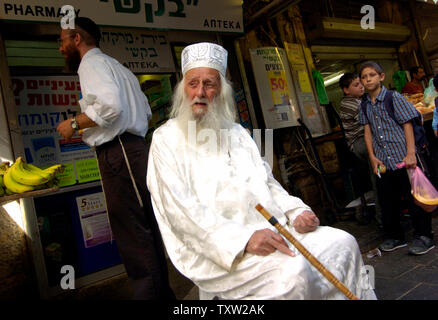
[175,95,234,149]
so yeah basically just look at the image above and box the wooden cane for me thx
[255,204,359,300]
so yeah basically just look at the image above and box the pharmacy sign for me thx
[0,0,243,33]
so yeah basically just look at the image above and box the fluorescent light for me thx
[324,73,345,87]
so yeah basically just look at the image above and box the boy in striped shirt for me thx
[359,61,434,255]
[339,73,382,225]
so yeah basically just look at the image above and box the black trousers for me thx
[96,133,175,300]
[376,168,433,241]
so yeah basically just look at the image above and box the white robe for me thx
[147,119,377,300]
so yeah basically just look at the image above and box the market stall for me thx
[405,90,436,122]
[0,0,252,298]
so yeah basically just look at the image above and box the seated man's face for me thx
[184,67,221,118]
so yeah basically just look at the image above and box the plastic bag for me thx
[424,78,438,106]
[398,162,438,212]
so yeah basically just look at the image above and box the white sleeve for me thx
[147,134,254,272]
[78,58,122,127]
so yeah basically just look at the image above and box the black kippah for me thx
[75,17,101,45]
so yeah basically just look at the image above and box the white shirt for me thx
[77,48,152,147]
[147,119,377,300]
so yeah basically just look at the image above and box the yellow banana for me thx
[0,161,10,170]
[0,174,4,188]
[23,162,53,180]
[44,164,62,174]
[10,157,48,186]
[42,164,63,178]
[3,165,35,193]
[0,164,8,175]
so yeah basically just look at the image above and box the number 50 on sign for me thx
[268,71,290,106]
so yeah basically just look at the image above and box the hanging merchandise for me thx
[312,70,330,105]
[137,74,173,143]
[392,71,408,93]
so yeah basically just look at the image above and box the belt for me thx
[94,132,145,208]
[95,132,143,153]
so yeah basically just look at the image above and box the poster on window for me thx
[75,192,112,248]
[12,75,100,187]
[284,42,330,137]
[249,47,300,129]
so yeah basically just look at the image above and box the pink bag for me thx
[397,162,438,212]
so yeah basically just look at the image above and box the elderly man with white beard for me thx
[147,42,377,300]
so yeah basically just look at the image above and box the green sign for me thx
[75,159,101,184]
[56,162,77,187]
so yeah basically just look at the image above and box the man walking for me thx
[56,17,174,299]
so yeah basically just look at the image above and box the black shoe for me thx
[379,239,407,252]
[408,236,435,255]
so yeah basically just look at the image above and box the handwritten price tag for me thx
[75,159,101,184]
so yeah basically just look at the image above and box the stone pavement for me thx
[52,211,438,300]
[181,211,438,300]
[359,215,438,300]
[334,212,438,300]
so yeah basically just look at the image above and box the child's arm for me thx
[402,122,417,169]
[364,124,383,175]
[432,104,438,137]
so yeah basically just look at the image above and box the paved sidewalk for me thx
[361,217,438,300]
[335,213,438,300]
[52,211,438,300]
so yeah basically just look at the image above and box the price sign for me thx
[268,71,290,106]
[250,47,300,129]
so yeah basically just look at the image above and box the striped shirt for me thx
[339,96,364,149]
[359,86,418,171]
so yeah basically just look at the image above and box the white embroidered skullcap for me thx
[181,42,228,76]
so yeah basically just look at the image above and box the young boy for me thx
[359,61,434,255]
[339,73,382,225]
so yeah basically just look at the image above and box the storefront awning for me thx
[311,45,398,61]
[309,17,411,42]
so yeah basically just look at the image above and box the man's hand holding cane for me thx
[245,210,319,257]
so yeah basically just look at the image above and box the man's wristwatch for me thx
[70,117,80,131]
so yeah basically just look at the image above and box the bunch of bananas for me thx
[0,157,62,197]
